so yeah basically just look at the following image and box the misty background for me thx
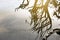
[0,0,60,40]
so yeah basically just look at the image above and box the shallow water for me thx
[0,15,60,40]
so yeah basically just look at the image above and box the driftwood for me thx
[16,0,60,40]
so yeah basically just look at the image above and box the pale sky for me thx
[0,0,60,32]
[0,0,31,32]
